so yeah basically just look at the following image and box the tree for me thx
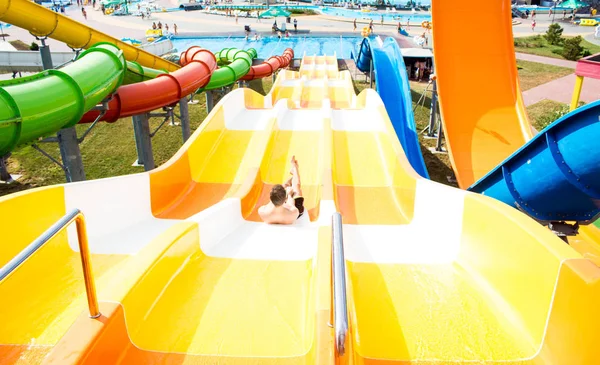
[545,23,563,45]
[562,36,584,61]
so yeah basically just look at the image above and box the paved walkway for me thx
[522,73,600,106]
[515,52,576,68]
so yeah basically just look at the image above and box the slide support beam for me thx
[132,113,155,171]
[427,77,439,138]
[570,75,584,111]
[57,127,86,182]
[179,97,191,142]
[206,90,215,113]
[0,154,15,183]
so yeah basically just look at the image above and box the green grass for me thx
[526,99,571,131]
[514,35,600,60]
[516,59,573,91]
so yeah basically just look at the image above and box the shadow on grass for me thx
[420,143,458,188]
[411,89,432,109]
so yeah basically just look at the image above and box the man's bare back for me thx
[258,156,304,225]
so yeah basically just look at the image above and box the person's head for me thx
[270,184,287,206]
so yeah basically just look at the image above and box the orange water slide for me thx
[432,0,534,188]
[79,48,217,124]
[240,49,295,81]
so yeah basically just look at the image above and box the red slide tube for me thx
[80,48,217,123]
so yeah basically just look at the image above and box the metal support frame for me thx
[0,209,101,319]
[331,213,349,361]
[0,154,16,183]
[38,37,53,70]
[548,221,580,244]
[132,113,155,171]
[57,127,86,182]
[426,76,439,138]
[206,90,215,113]
[179,97,191,142]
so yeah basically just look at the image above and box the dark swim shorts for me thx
[294,197,305,219]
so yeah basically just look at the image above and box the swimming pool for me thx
[171,36,364,59]
[319,7,431,22]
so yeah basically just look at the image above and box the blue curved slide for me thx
[354,37,429,178]
[469,100,600,224]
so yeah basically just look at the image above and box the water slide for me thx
[0,0,179,72]
[240,48,295,81]
[353,36,429,178]
[0,43,125,156]
[432,0,600,245]
[80,47,216,123]
[1,55,598,364]
[81,46,293,124]
[199,47,256,90]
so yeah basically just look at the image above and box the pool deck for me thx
[1,1,596,58]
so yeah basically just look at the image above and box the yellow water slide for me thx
[0,59,338,364]
[0,0,179,71]
[1,56,598,364]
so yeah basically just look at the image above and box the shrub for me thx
[562,36,584,60]
[582,48,592,58]
[544,23,563,45]
[29,42,39,51]
[288,9,317,15]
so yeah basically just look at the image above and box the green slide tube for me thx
[0,42,126,156]
[202,48,256,91]
[123,61,166,85]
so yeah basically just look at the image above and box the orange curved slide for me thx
[240,49,295,81]
[432,0,533,189]
[80,48,217,124]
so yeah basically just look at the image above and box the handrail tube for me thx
[332,212,349,359]
[0,209,100,318]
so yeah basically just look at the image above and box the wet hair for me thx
[270,184,287,207]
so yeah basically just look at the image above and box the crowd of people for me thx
[152,21,178,35]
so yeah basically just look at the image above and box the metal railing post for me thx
[331,213,349,362]
[0,209,101,318]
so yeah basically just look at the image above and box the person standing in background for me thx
[174,23,178,35]
[353,18,357,31]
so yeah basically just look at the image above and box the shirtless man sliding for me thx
[258,156,305,225]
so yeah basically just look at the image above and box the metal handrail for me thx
[331,212,349,359]
[0,209,101,318]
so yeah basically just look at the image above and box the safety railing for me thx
[331,212,349,361]
[0,209,101,318]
